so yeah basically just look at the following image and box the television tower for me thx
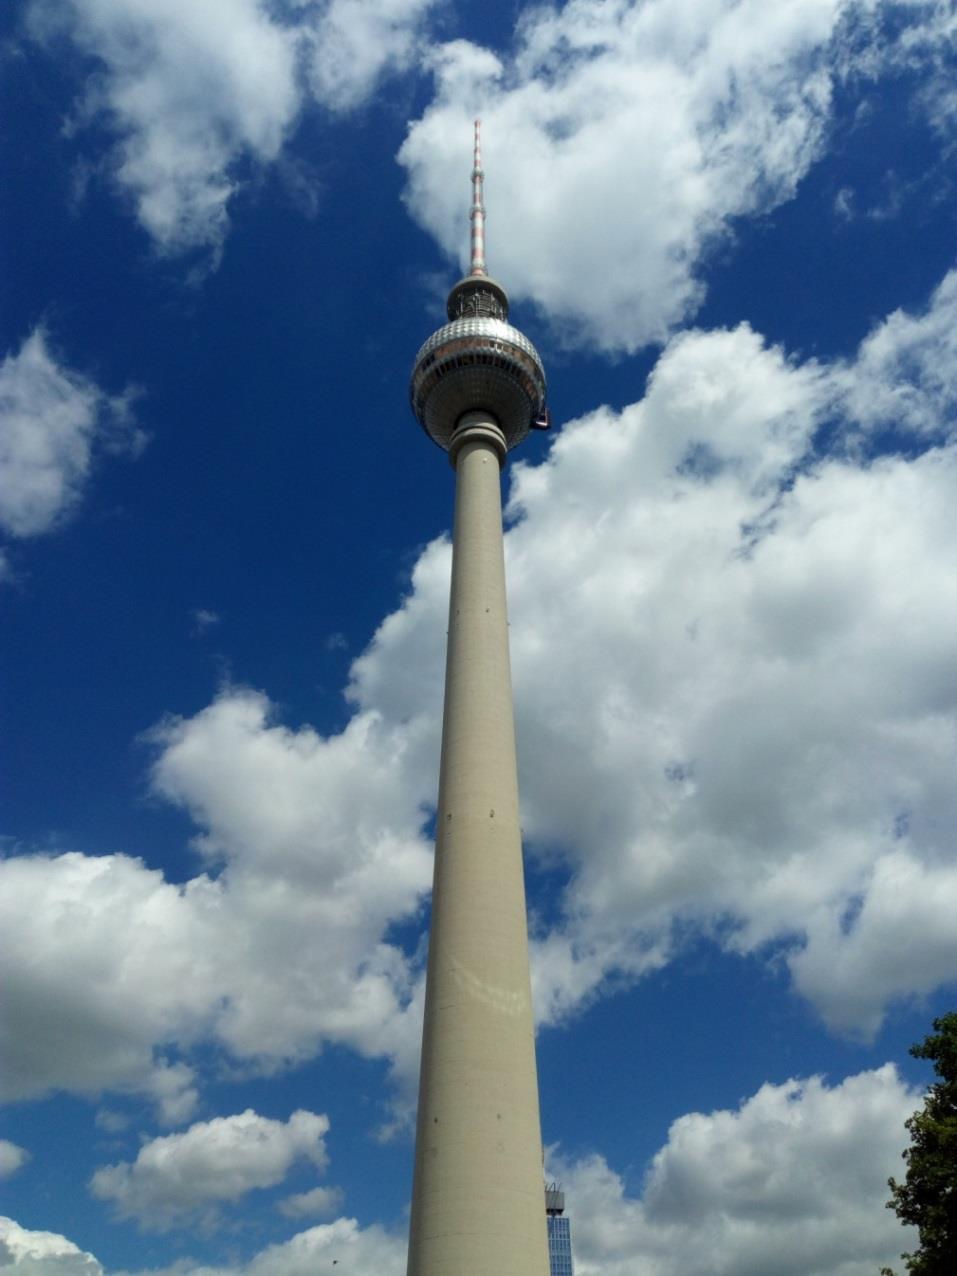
[406,121,550,1276]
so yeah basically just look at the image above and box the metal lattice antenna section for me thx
[469,119,487,277]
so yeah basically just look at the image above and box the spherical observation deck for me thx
[410,271,546,455]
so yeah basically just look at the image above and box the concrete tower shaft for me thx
[406,414,549,1276]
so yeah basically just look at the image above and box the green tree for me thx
[881,1012,957,1275]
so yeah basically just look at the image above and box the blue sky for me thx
[2,2,957,1274]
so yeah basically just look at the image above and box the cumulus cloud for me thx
[790,851,957,1036]
[841,266,957,438]
[0,1141,29,1179]
[25,0,301,261]
[0,851,207,1121]
[146,689,432,1074]
[90,1109,330,1231]
[549,1065,916,1276]
[0,1218,103,1276]
[0,692,430,1116]
[23,1,437,261]
[0,328,142,541]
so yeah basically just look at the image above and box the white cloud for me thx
[146,689,433,1072]
[0,1218,103,1276]
[0,1141,29,1179]
[116,1217,406,1276]
[549,1065,916,1276]
[190,608,221,636]
[0,328,142,540]
[278,1186,344,1220]
[299,0,438,111]
[790,851,957,1036]
[841,266,957,438]
[0,690,430,1117]
[94,1109,131,1134]
[90,1109,330,1231]
[0,850,205,1121]
[239,1217,404,1276]
[26,0,302,262]
[24,1,439,261]
[889,0,957,138]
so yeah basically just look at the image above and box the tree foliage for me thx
[881,1012,957,1275]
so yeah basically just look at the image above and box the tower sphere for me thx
[410,303,546,454]
[409,121,547,455]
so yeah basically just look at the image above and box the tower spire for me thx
[470,118,487,277]
[444,120,509,323]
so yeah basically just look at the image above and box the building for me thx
[545,1187,574,1276]
[404,123,551,1276]
[545,1186,574,1276]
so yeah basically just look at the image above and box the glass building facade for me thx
[545,1186,574,1276]
[547,1213,573,1276]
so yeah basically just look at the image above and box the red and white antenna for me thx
[469,118,487,277]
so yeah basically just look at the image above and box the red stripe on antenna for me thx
[469,118,487,277]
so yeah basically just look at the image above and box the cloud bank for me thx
[0,1063,918,1275]
[23,0,955,315]
[4,264,957,1131]
[0,1215,404,1276]
[353,262,957,1037]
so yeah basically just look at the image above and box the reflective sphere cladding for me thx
[410,317,546,452]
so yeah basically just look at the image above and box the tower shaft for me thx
[406,412,549,1276]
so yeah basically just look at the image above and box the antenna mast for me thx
[469,119,487,277]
